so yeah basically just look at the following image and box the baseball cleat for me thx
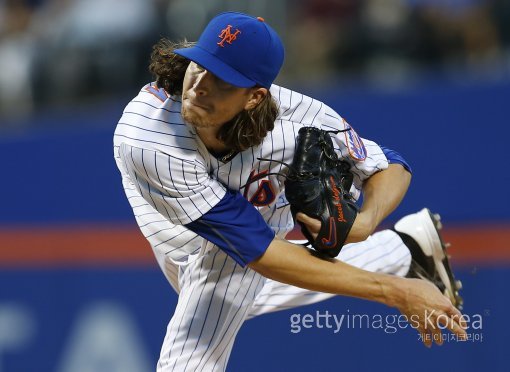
[394,208,463,310]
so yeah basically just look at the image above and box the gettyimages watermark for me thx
[289,310,484,342]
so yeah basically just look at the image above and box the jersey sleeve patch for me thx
[144,83,169,102]
[343,120,367,161]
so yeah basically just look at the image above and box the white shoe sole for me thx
[395,208,463,309]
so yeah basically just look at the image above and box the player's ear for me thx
[244,87,268,110]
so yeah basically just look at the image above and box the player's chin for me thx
[182,106,208,128]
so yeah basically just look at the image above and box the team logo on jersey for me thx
[217,25,241,47]
[343,119,367,161]
[243,170,276,207]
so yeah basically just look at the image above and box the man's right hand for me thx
[389,277,467,347]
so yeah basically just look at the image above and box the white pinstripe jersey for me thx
[113,83,388,264]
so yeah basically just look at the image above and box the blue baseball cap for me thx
[173,12,284,89]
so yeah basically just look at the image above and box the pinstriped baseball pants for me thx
[156,229,411,371]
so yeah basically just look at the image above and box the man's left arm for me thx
[347,163,411,243]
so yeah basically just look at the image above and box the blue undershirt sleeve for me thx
[185,189,275,267]
[380,146,412,174]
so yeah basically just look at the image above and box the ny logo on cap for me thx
[217,25,241,47]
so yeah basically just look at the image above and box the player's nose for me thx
[193,70,213,96]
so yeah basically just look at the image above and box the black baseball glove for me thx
[285,126,358,258]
